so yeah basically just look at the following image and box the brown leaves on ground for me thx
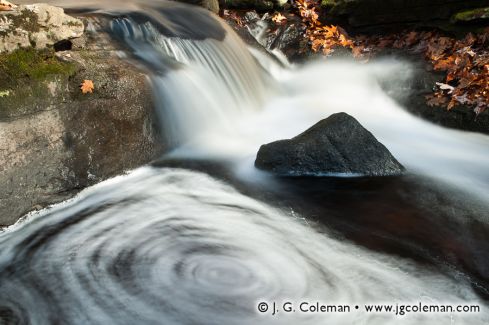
[80,80,94,94]
[296,0,355,56]
[293,0,489,115]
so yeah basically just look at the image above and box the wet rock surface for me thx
[0,18,164,227]
[255,113,405,177]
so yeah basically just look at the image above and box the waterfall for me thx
[106,6,489,207]
[110,14,274,147]
[1,1,488,324]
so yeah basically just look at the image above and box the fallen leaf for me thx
[447,98,458,110]
[80,80,94,94]
[272,13,287,24]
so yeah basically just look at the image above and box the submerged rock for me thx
[255,113,405,176]
[0,3,84,53]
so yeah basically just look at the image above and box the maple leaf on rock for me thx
[80,80,95,94]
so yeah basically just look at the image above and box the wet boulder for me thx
[255,113,405,176]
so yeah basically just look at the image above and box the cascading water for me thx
[110,12,273,146]
[3,1,489,324]
[108,4,489,205]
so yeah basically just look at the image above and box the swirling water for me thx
[0,168,486,324]
[3,1,489,324]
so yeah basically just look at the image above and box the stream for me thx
[1,1,489,324]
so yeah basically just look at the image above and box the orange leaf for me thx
[272,13,287,24]
[447,98,458,110]
[80,80,94,94]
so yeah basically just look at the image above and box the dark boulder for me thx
[255,113,405,176]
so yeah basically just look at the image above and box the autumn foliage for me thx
[296,0,354,55]
[294,0,489,114]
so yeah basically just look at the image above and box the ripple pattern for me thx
[0,168,486,324]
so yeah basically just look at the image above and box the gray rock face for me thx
[0,20,164,227]
[0,3,84,53]
[255,113,405,176]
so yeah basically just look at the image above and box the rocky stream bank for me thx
[0,4,164,227]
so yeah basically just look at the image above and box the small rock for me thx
[255,113,405,176]
[0,3,84,53]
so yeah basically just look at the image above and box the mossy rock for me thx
[0,48,78,118]
[0,9,41,38]
[453,7,489,23]
[321,0,358,14]
[0,4,84,53]
[0,48,76,88]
